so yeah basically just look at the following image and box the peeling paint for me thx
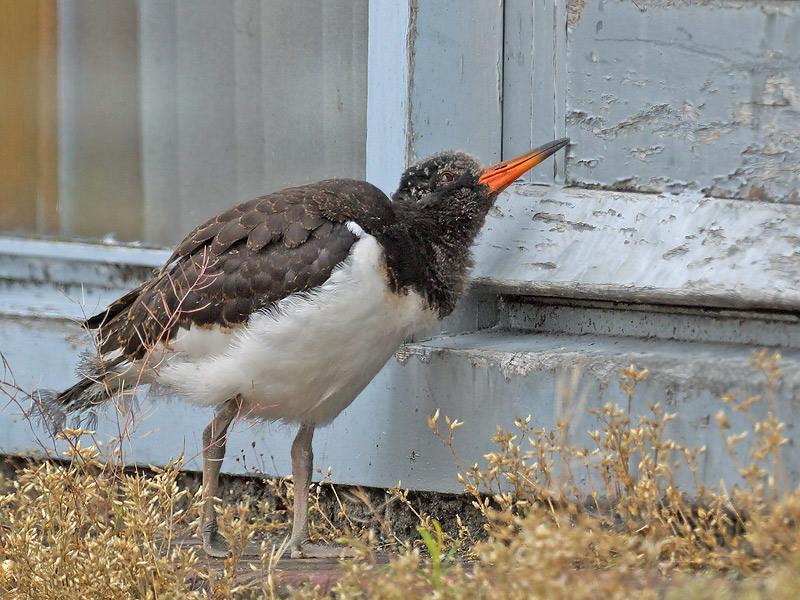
[662,244,690,260]
[524,261,558,270]
[568,103,705,142]
[630,145,665,161]
[637,0,794,13]
[471,186,800,312]
[576,157,601,169]
[531,212,596,232]
[405,0,418,164]
[567,0,587,30]
[401,335,800,392]
[566,0,800,203]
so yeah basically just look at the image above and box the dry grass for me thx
[1,349,798,598]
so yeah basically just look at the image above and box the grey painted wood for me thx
[2,174,798,492]
[502,0,538,172]
[366,0,412,194]
[470,185,800,311]
[3,314,799,493]
[504,0,569,183]
[2,182,798,319]
[553,0,567,183]
[408,0,504,163]
[0,238,166,321]
[503,298,800,348]
[366,0,504,190]
[564,0,800,202]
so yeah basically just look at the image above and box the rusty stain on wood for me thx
[567,0,587,30]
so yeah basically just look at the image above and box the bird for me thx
[37,137,569,558]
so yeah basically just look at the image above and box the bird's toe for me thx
[202,529,231,558]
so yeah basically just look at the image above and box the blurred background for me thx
[1,0,367,246]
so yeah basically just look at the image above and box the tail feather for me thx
[53,378,96,410]
[31,355,139,432]
[29,280,149,434]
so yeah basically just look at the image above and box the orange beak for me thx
[478,138,570,194]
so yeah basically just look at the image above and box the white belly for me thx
[154,233,437,425]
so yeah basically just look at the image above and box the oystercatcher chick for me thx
[40,138,569,558]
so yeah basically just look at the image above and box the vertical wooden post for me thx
[503,0,568,184]
[366,0,504,196]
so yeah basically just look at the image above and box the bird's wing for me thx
[87,180,390,360]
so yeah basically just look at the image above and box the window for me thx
[1,0,368,245]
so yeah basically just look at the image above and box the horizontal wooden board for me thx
[471,185,800,311]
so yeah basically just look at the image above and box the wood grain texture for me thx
[471,185,800,311]
[366,0,413,194]
[503,0,568,183]
[409,0,504,163]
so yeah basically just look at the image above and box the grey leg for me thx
[199,396,241,558]
[288,423,314,558]
[284,423,359,559]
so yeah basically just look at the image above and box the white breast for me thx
[154,231,437,425]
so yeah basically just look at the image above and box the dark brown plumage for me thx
[88,179,391,360]
[40,138,569,560]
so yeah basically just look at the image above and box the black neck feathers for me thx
[377,186,494,318]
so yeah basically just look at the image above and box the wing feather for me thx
[88,180,390,360]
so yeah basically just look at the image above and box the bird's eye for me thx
[438,171,455,184]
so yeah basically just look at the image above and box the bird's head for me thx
[392,138,570,213]
[385,138,569,316]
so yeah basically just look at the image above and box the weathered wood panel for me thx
[366,1,504,192]
[409,0,504,163]
[366,0,412,193]
[503,0,568,183]
[565,0,800,202]
[3,310,800,493]
[471,186,800,311]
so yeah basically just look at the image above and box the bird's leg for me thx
[287,423,315,558]
[286,423,358,559]
[199,396,241,558]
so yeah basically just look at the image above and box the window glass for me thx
[1,0,368,245]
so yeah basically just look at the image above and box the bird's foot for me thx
[286,540,359,560]
[199,523,230,558]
